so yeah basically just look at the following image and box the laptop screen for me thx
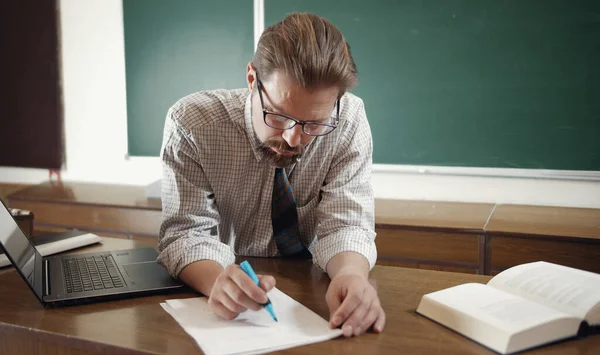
[0,200,44,303]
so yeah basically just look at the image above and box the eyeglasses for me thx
[256,73,340,137]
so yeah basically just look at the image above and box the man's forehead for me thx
[262,74,338,109]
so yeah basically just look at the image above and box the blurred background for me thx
[1,0,599,207]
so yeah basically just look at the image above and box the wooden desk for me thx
[1,238,598,354]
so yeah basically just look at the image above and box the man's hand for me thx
[180,261,276,320]
[207,264,276,320]
[325,252,385,337]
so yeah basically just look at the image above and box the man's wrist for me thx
[332,266,368,280]
[326,251,369,280]
[178,259,224,296]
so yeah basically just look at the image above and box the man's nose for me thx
[282,125,303,148]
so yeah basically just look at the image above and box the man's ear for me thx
[246,62,256,91]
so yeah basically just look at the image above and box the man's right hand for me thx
[207,264,276,320]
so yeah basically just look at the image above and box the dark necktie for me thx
[271,168,310,258]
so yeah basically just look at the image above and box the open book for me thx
[416,261,600,354]
[161,287,342,355]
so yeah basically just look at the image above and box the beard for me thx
[258,139,306,168]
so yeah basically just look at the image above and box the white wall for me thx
[1,0,599,208]
[0,0,161,186]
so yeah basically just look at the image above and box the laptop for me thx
[0,199,184,307]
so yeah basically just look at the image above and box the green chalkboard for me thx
[123,0,253,156]
[124,1,600,170]
[266,0,600,170]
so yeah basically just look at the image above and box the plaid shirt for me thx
[158,88,377,277]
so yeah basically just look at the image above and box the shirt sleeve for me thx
[157,105,235,278]
[312,98,378,272]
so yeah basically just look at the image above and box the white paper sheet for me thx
[161,287,343,355]
[0,233,102,267]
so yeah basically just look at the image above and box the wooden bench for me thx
[375,199,494,274]
[485,204,600,275]
[6,182,161,240]
[5,182,600,275]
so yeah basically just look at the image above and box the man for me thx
[158,12,385,337]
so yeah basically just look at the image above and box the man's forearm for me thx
[178,260,224,296]
[326,251,370,280]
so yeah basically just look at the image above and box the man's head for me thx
[246,13,358,168]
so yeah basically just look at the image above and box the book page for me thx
[161,287,342,355]
[488,261,600,324]
[419,283,574,331]
[417,283,580,354]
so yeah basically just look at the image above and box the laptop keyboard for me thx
[62,255,125,293]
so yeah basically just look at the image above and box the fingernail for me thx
[333,316,342,326]
[342,325,353,337]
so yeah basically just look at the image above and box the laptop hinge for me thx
[44,259,51,296]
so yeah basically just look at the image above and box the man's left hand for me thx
[325,273,385,337]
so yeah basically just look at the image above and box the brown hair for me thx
[253,12,358,94]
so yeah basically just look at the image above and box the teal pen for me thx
[239,260,278,322]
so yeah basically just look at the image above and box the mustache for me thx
[263,139,305,155]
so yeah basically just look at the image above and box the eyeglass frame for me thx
[255,73,340,137]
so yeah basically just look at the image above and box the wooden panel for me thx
[0,183,29,203]
[490,236,600,274]
[13,210,34,238]
[1,0,63,170]
[8,200,162,237]
[131,235,159,244]
[8,181,161,210]
[375,199,494,231]
[375,228,480,265]
[486,204,600,240]
[32,225,71,237]
[376,259,477,274]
